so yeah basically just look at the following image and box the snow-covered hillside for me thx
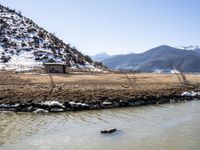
[0,4,103,71]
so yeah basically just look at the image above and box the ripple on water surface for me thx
[0,101,200,150]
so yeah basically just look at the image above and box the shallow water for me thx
[0,101,200,150]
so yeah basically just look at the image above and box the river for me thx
[0,100,200,150]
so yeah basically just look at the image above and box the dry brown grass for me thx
[0,71,200,103]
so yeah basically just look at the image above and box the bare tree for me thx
[44,74,55,101]
[167,62,189,86]
[173,64,188,85]
[123,61,138,88]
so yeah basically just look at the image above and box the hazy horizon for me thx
[0,0,200,55]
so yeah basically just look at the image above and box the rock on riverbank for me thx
[0,92,199,113]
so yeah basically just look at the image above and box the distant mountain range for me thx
[91,52,114,62]
[0,4,103,71]
[101,45,200,72]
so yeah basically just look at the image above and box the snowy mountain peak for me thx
[177,45,200,50]
[0,4,102,71]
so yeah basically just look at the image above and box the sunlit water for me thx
[0,101,200,150]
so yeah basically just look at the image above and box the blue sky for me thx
[0,0,200,55]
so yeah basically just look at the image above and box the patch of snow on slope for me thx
[170,69,181,74]
[0,50,42,71]
[76,62,103,72]
[177,45,200,50]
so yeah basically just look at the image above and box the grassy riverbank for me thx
[0,71,200,105]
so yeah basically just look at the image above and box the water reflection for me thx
[0,101,200,150]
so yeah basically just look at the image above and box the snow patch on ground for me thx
[42,101,65,108]
[181,91,200,97]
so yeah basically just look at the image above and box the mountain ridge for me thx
[91,52,116,62]
[102,45,200,72]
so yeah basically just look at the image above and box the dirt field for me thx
[0,71,200,104]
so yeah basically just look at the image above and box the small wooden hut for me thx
[44,63,67,74]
